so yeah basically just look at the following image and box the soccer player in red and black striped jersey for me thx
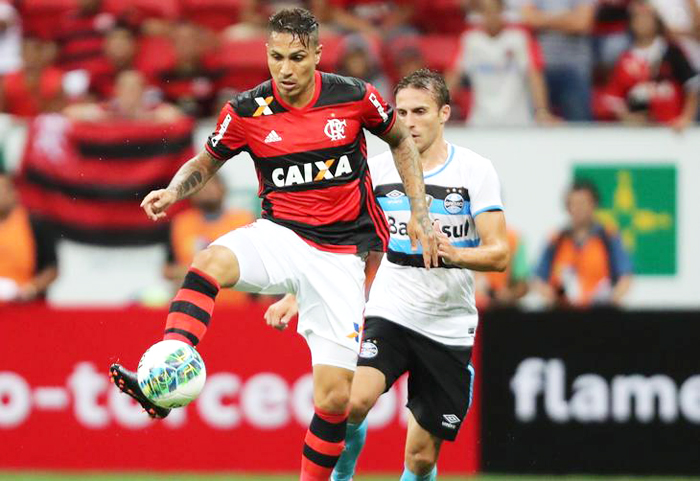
[110,8,437,481]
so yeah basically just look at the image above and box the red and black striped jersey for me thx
[205,71,394,254]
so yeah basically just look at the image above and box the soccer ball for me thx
[137,340,206,408]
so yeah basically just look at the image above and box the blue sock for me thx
[331,419,368,481]
[400,464,437,481]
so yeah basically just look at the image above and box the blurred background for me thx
[0,0,699,479]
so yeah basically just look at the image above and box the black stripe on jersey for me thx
[262,176,385,254]
[206,140,248,161]
[313,73,367,108]
[387,250,461,269]
[251,136,365,193]
[230,81,288,117]
[375,183,471,202]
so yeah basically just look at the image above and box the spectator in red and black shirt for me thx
[89,24,138,100]
[109,8,436,481]
[0,36,65,117]
[155,21,225,118]
[603,0,700,130]
[55,0,116,75]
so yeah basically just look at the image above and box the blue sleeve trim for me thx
[473,205,503,217]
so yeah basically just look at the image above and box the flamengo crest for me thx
[324,119,347,141]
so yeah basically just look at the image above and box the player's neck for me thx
[278,76,317,109]
[420,139,449,173]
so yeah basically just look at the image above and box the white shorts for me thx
[211,219,365,371]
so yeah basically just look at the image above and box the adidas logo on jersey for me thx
[264,130,282,143]
[272,155,352,187]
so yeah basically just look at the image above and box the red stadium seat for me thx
[384,35,461,80]
[18,0,77,39]
[135,35,177,79]
[179,0,243,31]
[413,0,467,35]
[215,38,269,92]
[103,0,180,19]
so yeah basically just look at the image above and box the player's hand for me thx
[140,189,177,221]
[264,294,298,331]
[434,222,461,266]
[407,213,438,269]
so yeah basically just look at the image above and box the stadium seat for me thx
[135,35,177,78]
[179,0,243,31]
[413,0,467,35]
[215,39,269,92]
[103,0,180,19]
[18,0,77,39]
[384,35,461,80]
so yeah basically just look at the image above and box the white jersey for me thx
[365,143,503,347]
[453,27,542,126]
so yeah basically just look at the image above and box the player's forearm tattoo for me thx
[177,171,203,199]
[392,137,431,230]
[167,151,219,201]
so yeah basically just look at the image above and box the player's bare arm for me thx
[435,211,509,271]
[140,150,222,221]
[380,120,438,268]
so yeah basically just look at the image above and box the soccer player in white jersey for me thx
[265,69,509,481]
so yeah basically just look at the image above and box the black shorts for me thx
[358,316,474,441]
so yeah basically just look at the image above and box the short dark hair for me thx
[268,8,319,48]
[569,179,600,205]
[394,68,450,108]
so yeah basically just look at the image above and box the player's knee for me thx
[315,385,351,414]
[191,246,240,287]
[348,392,374,423]
[405,444,438,475]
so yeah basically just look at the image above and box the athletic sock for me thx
[300,407,348,481]
[331,419,368,481]
[400,465,437,481]
[163,268,219,346]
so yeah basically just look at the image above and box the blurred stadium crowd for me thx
[0,0,698,125]
[2,0,695,310]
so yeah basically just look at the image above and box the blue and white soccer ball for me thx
[136,340,206,408]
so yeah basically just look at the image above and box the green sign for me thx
[573,164,676,275]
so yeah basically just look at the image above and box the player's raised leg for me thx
[161,245,240,345]
[110,244,241,417]
[331,366,386,481]
[401,412,441,481]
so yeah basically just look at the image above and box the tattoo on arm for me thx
[167,150,220,201]
[384,123,429,227]
[177,171,203,199]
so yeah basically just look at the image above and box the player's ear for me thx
[440,104,451,124]
[314,43,322,66]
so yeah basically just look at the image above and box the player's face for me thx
[630,4,659,40]
[395,87,450,154]
[267,32,321,102]
[567,190,597,229]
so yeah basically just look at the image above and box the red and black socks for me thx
[300,407,348,480]
[163,268,219,346]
